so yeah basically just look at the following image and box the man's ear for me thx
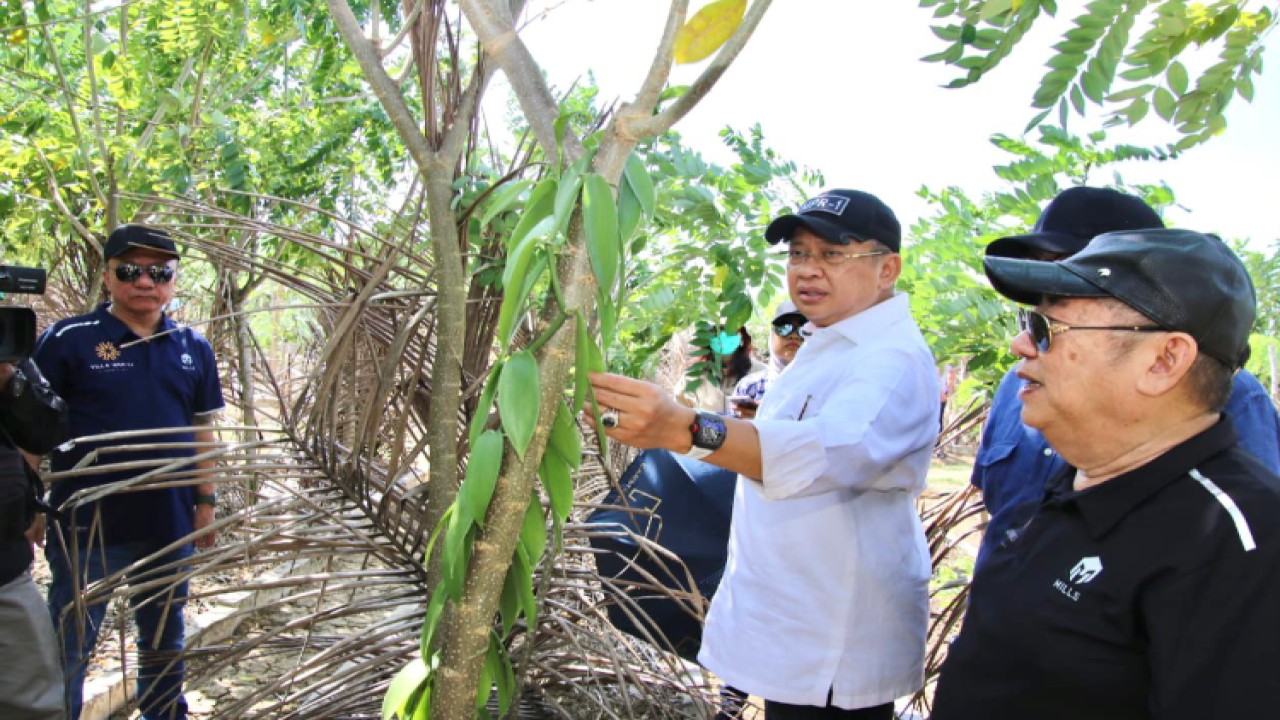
[879,253,903,288]
[1136,333,1198,398]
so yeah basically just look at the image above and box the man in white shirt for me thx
[590,189,939,719]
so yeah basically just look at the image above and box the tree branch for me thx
[624,0,773,139]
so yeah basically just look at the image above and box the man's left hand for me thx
[194,503,216,549]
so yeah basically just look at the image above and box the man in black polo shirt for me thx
[931,228,1280,719]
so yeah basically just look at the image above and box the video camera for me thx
[0,265,46,363]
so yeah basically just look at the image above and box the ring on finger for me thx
[600,407,620,429]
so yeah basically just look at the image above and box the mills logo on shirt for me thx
[1053,556,1103,602]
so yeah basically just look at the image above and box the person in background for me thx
[33,225,224,720]
[730,302,807,420]
[969,186,1280,570]
[932,228,1280,718]
[0,357,69,720]
[590,189,938,719]
[687,326,767,415]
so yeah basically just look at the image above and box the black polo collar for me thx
[1047,416,1238,540]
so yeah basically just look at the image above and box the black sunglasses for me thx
[1017,309,1165,353]
[113,262,175,284]
[772,321,805,339]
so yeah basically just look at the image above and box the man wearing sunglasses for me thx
[931,228,1280,719]
[31,225,224,720]
[969,188,1280,572]
[590,189,938,719]
[729,302,807,420]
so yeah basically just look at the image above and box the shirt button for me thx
[1043,448,1053,456]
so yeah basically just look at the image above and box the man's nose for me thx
[1010,329,1038,360]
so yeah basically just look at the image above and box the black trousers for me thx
[764,698,894,720]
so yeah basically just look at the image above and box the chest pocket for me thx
[973,441,1015,490]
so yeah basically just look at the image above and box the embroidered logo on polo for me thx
[89,340,133,373]
[181,353,194,368]
[1053,556,1103,602]
[799,195,849,216]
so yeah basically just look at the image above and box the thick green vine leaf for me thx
[538,451,573,524]
[673,0,746,64]
[547,400,582,470]
[497,351,540,459]
[554,153,591,228]
[478,179,533,228]
[582,173,620,296]
[496,221,554,346]
[508,177,557,249]
[573,313,606,413]
[441,505,473,601]
[512,543,537,624]
[459,430,504,524]
[619,152,656,241]
[520,490,548,566]
[468,362,503,448]
[488,634,516,718]
[573,313,590,413]
[382,657,427,720]
[499,558,521,637]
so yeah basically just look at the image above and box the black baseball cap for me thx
[766,189,902,252]
[984,228,1256,368]
[985,187,1164,259]
[103,225,179,261]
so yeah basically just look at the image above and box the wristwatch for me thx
[195,492,217,507]
[684,410,727,460]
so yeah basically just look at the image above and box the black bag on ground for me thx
[587,449,737,661]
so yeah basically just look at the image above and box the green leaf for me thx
[490,635,516,718]
[459,430,504,524]
[499,557,521,637]
[979,0,1013,21]
[1153,87,1177,120]
[508,178,557,250]
[573,313,591,413]
[547,401,582,470]
[497,351,540,459]
[494,241,536,348]
[479,179,532,227]
[597,288,617,350]
[623,153,657,219]
[1166,60,1189,96]
[512,543,538,623]
[538,450,573,524]
[582,173,621,295]
[468,363,503,447]
[554,154,591,228]
[442,505,473,601]
[520,490,547,566]
[382,658,427,720]
[618,179,643,244]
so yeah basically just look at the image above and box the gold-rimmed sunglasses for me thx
[1017,309,1165,352]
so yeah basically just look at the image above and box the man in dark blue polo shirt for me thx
[932,228,1280,719]
[33,225,223,720]
[970,187,1280,570]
